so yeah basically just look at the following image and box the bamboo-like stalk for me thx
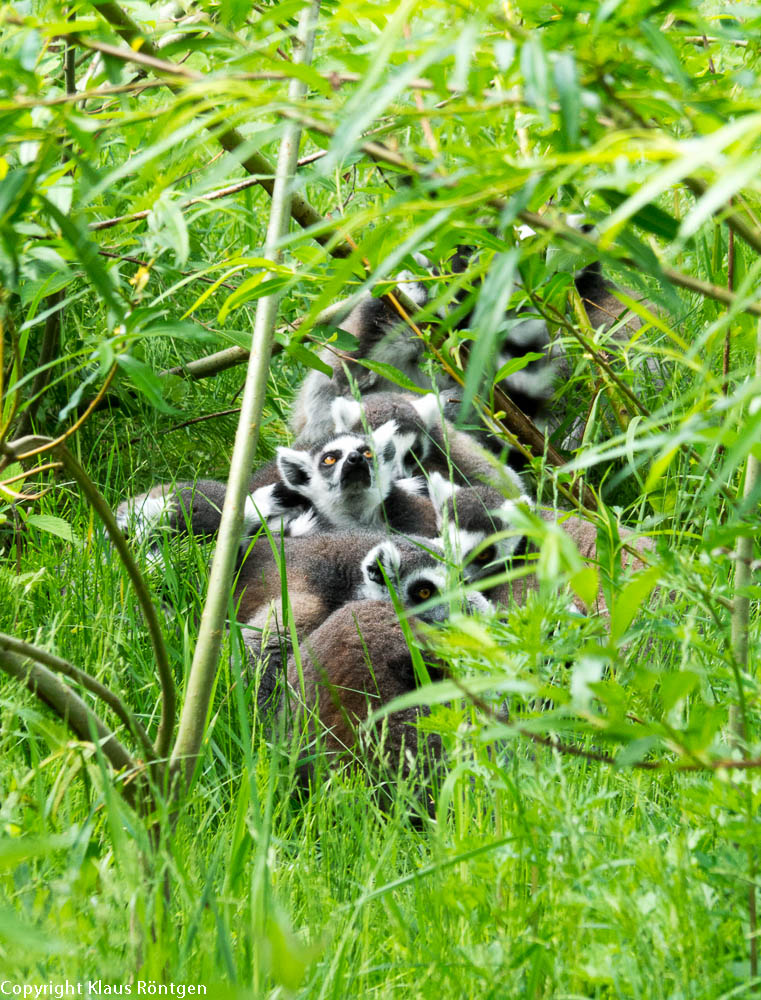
[168,0,322,791]
[729,317,761,986]
[729,319,761,741]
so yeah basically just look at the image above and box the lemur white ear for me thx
[276,447,313,494]
[427,471,459,522]
[242,484,278,532]
[410,393,441,430]
[370,419,400,466]
[331,396,362,433]
[361,540,401,592]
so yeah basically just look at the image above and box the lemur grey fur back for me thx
[115,461,309,552]
[284,599,445,783]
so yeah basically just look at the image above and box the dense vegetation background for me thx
[1,0,761,994]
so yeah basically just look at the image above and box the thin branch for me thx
[1,461,61,486]
[72,34,198,79]
[128,406,241,446]
[724,206,735,395]
[89,160,326,232]
[448,671,761,773]
[160,345,252,381]
[96,249,238,291]
[662,266,761,318]
[0,632,155,762]
[12,364,116,460]
[684,35,748,46]
[86,296,356,412]
[3,78,165,109]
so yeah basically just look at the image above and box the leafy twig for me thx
[85,1,351,257]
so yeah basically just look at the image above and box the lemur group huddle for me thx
[119,255,650,774]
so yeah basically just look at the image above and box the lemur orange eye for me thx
[363,449,373,459]
[416,586,432,601]
[322,454,337,466]
[475,546,495,563]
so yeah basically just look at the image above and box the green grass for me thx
[2,252,759,996]
[4,4,761,994]
[0,404,757,997]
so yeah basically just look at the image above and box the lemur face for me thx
[428,472,531,583]
[360,539,491,622]
[277,422,399,529]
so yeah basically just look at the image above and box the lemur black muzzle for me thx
[340,451,371,487]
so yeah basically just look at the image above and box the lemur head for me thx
[360,538,491,621]
[428,472,531,583]
[331,392,442,478]
[276,422,399,530]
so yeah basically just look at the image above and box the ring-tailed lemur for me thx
[284,599,444,782]
[235,530,491,709]
[290,246,557,453]
[116,419,429,552]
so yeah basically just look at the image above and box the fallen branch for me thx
[127,406,241,446]
[0,646,139,792]
[0,632,155,762]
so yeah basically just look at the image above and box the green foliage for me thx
[1,0,761,994]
